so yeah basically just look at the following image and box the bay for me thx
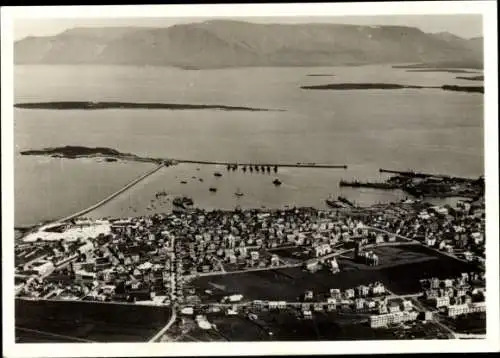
[14,65,484,226]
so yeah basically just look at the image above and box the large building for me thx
[446,302,486,317]
[369,311,419,328]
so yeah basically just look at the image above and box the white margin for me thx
[2,2,499,357]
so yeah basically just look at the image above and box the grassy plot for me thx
[190,245,476,300]
[15,299,171,343]
[441,312,486,335]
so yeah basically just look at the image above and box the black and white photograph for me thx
[1,2,499,357]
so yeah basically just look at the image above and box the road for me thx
[183,262,303,280]
[184,237,434,279]
[148,305,178,342]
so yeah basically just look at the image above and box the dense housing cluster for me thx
[15,196,486,339]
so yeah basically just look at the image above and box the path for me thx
[148,305,178,342]
[183,262,303,280]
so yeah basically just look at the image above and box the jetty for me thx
[58,164,165,222]
[339,180,399,190]
[379,168,473,181]
[176,159,347,169]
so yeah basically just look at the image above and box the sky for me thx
[14,14,483,41]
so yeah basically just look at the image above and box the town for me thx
[15,194,486,341]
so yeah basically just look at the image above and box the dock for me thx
[379,168,475,181]
[339,180,399,190]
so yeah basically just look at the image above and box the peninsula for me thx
[20,146,165,164]
[14,101,283,112]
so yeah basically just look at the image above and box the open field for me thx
[340,244,441,270]
[15,299,171,343]
[189,245,476,301]
[441,312,486,334]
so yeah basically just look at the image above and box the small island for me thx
[441,85,484,94]
[301,83,427,90]
[300,83,484,94]
[20,145,167,164]
[14,101,282,112]
[306,74,335,77]
[456,75,484,81]
[406,69,478,74]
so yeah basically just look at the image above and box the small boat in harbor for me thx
[235,188,244,197]
[209,187,217,192]
[180,180,187,184]
[273,178,282,186]
[337,196,356,207]
[173,196,194,208]
[325,196,348,209]
[214,172,223,177]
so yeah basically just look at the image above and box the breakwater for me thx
[176,159,348,169]
[58,164,164,222]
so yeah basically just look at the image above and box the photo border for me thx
[2,2,498,357]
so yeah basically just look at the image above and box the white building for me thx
[314,243,332,257]
[447,302,486,317]
[30,260,55,278]
[433,296,450,308]
[329,258,340,273]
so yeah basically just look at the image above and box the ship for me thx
[272,178,282,186]
[235,188,244,197]
[214,172,223,177]
[209,187,217,192]
[173,196,194,208]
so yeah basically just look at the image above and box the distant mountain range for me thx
[14,20,483,69]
